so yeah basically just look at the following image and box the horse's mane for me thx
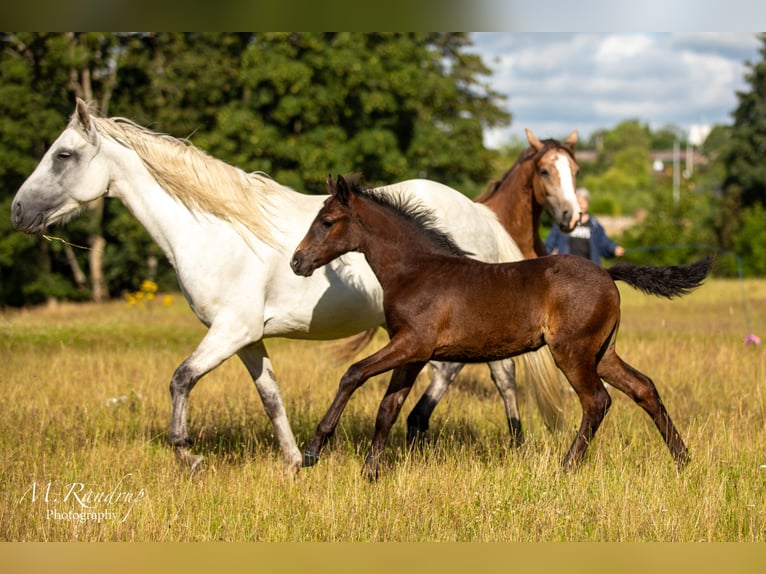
[351,179,470,257]
[476,138,576,203]
[83,114,291,247]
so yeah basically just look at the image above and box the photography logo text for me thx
[18,473,146,523]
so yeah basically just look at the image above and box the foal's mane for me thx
[84,114,291,247]
[352,180,470,257]
[476,137,576,202]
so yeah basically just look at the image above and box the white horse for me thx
[11,99,580,472]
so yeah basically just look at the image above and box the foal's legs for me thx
[303,336,424,467]
[364,362,427,480]
[549,347,612,470]
[596,347,690,469]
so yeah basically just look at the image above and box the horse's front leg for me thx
[168,321,252,470]
[237,342,301,475]
[303,335,424,467]
[406,361,465,444]
[364,361,427,481]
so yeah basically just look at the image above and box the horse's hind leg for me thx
[365,362,427,481]
[488,358,524,447]
[597,347,689,469]
[406,361,465,444]
[407,358,523,449]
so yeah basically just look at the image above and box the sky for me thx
[469,33,763,148]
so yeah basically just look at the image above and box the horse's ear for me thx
[75,98,98,146]
[326,173,336,193]
[334,174,351,206]
[525,128,543,151]
[565,130,578,148]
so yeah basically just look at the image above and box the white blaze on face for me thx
[553,152,579,229]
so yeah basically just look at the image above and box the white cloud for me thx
[471,33,762,148]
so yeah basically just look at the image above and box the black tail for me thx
[607,255,714,299]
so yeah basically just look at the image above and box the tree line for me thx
[0,32,509,306]
[2,32,766,307]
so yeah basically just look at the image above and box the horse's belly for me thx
[263,302,384,340]
[263,266,385,339]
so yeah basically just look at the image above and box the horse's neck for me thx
[477,164,543,258]
[104,138,321,257]
[103,139,267,265]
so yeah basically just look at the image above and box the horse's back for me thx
[382,179,521,264]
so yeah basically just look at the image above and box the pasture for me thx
[1,277,766,541]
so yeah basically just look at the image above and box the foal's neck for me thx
[355,200,452,285]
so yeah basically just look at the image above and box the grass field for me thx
[1,277,766,541]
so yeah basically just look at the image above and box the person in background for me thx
[545,187,625,264]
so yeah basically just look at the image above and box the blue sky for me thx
[469,33,762,147]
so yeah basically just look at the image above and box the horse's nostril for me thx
[11,201,22,226]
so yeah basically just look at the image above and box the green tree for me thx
[733,203,766,276]
[722,33,766,211]
[198,33,509,193]
[580,120,654,215]
[1,32,508,306]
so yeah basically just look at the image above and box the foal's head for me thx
[291,174,362,277]
[291,174,467,277]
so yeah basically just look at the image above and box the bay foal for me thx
[291,175,712,479]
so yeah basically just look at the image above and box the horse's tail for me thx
[607,255,714,298]
[331,328,379,363]
[515,347,567,432]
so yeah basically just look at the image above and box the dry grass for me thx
[1,278,766,541]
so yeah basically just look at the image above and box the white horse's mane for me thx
[86,115,295,247]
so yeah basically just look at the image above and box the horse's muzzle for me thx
[558,212,582,233]
[10,200,46,234]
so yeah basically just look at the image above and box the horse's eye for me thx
[539,168,549,177]
[321,219,333,229]
[57,151,72,160]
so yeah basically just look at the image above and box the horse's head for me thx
[11,98,110,234]
[526,128,581,233]
[291,174,360,277]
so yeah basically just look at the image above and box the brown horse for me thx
[477,128,579,258]
[405,128,579,441]
[291,175,712,480]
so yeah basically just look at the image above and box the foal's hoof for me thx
[361,465,380,483]
[302,450,321,467]
[174,447,205,471]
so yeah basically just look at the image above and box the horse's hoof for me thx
[302,450,320,467]
[174,447,205,471]
[284,454,302,476]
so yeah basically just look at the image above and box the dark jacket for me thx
[544,217,620,264]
